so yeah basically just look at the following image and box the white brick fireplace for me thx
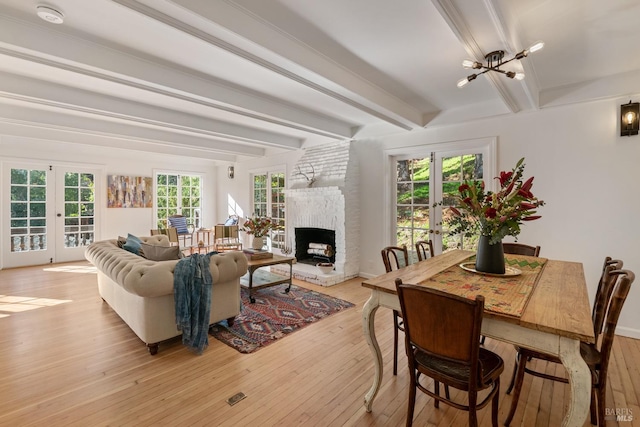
[271,141,359,286]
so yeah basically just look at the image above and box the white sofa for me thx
[85,235,248,354]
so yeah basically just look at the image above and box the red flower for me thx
[520,202,537,210]
[498,171,513,186]
[459,183,470,192]
[522,215,541,221]
[449,206,461,216]
[484,207,497,218]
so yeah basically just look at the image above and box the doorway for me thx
[2,161,101,268]
[388,137,496,254]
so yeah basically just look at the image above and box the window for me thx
[252,171,286,250]
[155,173,201,230]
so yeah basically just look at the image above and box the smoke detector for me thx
[36,5,64,24]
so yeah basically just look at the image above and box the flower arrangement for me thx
[241,215,278,238]
[444,158,545,245]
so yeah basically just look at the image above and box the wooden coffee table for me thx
[241,254,296,303]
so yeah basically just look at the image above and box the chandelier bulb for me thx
[528,41,545,53]
[515,72,525,80]
[462,59,475,69]
[457,77,470,88]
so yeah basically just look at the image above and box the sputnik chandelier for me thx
[457,41,544,88]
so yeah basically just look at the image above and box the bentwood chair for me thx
[381,245,409,375]
[396,279,504,427]
[502,243,541,257]
[415,240,434,261]
[505,262,633,427]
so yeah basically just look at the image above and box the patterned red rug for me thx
[209,284,354,353]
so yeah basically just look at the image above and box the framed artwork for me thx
[107,175,152,208]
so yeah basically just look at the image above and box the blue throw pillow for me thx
[168,216,189,235]
[122,233,143,255]
[224,216,238,226]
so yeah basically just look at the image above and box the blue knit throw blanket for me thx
[174,253,213,354]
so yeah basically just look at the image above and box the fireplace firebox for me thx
[295,227,336,265]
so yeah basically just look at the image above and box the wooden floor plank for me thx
[0,261,638,426]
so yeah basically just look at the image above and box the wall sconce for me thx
[621,100,639,136]
[227,166,235,179]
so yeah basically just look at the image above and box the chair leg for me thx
[492,378,500,427]
[393,310,399,376]
[596,379,606,427]
[468,390,478,427]
[506,352,520,394]
[590,384,597,425]
[434,380,440,408]
[504,351,528,426]
[406,370,417,427]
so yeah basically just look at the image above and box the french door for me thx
[3,161,100,268]
[391,138,496,254]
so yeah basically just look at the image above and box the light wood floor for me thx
[1,262,638,426]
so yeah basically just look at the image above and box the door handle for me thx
[57,213,62,217]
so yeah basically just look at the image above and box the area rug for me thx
[209,284,354,353]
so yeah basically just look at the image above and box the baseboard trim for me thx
[616,326,640,340]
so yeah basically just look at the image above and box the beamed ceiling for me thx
[1,0,639,162]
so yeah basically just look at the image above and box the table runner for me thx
[418,254,547,317]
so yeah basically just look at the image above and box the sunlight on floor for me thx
[0,295,72,316]
[42,265,96,274]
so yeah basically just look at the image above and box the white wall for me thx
[0,135,218,245]
[354,96,640,338]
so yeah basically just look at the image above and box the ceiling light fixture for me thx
[457,41,544,88]
[36,5,64,24]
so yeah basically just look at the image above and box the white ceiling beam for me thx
[116,0,424,130]
[0,120,234,161]
[0,102,262,159]
[0,70,302,150]
[0,16,353,140]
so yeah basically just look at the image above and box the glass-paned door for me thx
[56,170,96,262]
[5,166,54,267]
[396,157,431,251]
[437,153,485,252]
[3,163,99,268]
[270,173,286,250]
[392,138,495,255]
[155,173,201,230]
[251,171,286,251]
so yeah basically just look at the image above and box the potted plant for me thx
[442,158,545,274]
[241,215,278,250]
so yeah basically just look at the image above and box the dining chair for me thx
[381,245,409,376]
[168,214,194,247]
[395,278,504,427]
[502,242,541,257]
[504,264,633,426]
[415,240,434,261]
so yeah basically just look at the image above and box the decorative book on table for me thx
[242,248,273,260]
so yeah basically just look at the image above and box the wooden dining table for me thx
[361,249,595,427]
